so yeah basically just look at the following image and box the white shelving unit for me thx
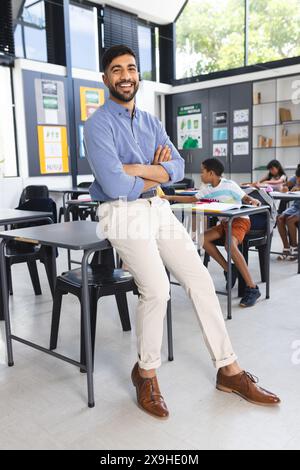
[252,76,300,181]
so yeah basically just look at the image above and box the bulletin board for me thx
[37,125,69,174]
[22,70,70,177]
[73,78,108,175]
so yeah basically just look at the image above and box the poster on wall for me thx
[213,111,227,125]
[35,79,66,125]
[177,104,202,150]
[213,127,228,141]
[80,87,105,121]
[233,125,249,140]
[213,143,228,157]
[234,109,249,123]
[233,141,249,156]
[37,125,69,174]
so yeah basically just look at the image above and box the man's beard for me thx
[108,80,139,103]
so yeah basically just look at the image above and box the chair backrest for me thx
[178,177,195,189]
[9,198,57,252]
[16,198,57,224]
[243,188,277,232]
[78,182,91,189]
[19,185,49,205]
[71,182,91,200]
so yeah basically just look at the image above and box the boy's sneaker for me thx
[240,286,261,308]
[288,246,298,261]
[224,264,238,290]
[277,248,289,261]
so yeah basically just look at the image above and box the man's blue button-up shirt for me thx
[84,98,185,201]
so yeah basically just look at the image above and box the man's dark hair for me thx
[296,164,300,177]
[102,45,137,72]
[202,158,224,176]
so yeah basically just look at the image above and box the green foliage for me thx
[176,0,300,78]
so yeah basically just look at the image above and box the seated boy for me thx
[163,158,262,308]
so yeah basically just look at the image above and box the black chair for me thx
[58,182,91,222]
[177,177,195,189]
[6,198,57,296]
[203,213,270,297]
[19,185,49,206]
[49,250,174,371]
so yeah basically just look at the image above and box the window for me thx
[175,0,300,82]
[103,6,139,71]
[69,3,99,71]
[0,0,14,60]
[248,0,300,66]
[176,0,245,79]
[14,0,47,62]
[138,23,155,81]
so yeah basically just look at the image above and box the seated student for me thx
[242,160,287,190]
[277,164,300,260]
[162,158,262,307]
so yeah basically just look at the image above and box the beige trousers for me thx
[98,197,237,370]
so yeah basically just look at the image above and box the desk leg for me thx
[165,269,174,362]
[227,220,232,320]
[65,205,72,270]
[0,240,14,366]
[266,210,270,299]
[81,250,95,408]
[62,193,67,222]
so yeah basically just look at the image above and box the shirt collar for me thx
[105,98,138,119]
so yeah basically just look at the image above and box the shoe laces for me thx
[242,371,259,390]
[142,376,163,404]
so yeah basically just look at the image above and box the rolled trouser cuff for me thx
[214,353,238,370]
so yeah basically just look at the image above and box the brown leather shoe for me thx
[216,370,281,406]
[131,363,169,419]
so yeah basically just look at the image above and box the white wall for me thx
[136,80,171,123]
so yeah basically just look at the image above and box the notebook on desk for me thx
[195,202,253,212]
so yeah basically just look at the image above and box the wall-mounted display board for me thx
[80,87,105,122]
[177,103,202,150]
[229,82,252,173]
[73,79,109,175]
[165,89,209,174]
[37,125,69,174]
[166,82,252,176]
[209,87,230,172]
[209,84,252,174]
[23,70,70,176]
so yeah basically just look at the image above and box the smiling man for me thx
[83,45,280,419]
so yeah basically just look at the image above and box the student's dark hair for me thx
[202,158,224,176]
[296,164,300,177]
[266,159,286,178]
[102,45,137,72]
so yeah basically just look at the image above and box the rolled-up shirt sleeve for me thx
[84,115,144,201]
[155,120,185,185]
